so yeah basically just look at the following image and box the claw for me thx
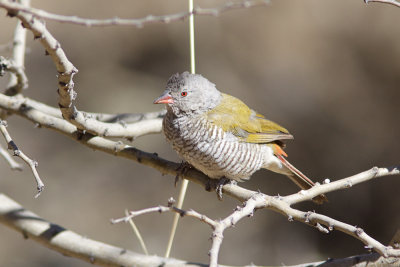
[215,177,231,201]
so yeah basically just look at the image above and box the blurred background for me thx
[0,0,399,266]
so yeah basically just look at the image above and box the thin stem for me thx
[164,0,196,258]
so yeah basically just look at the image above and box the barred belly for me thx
[163,113,265,181]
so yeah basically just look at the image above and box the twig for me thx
[4,0,30,96]
[0,56,28,94]
[0,145,23,170]
[0,120,44,197]
[365,0,400,7]
[0,0,270,28]
[265,197,400,258]
[283,166,400,205]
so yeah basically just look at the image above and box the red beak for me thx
[154,92,173,104]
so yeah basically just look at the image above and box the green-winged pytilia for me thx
[154,72,327,204]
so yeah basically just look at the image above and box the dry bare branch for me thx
[0,0,270,28]
[0,120,44,196]
[365,0,400,7]
[1,192,400,267]
[0,193,208,267]
[3,0,30,96]
[114,195,265,267]
[1,3,164,139]
[0,56,28,95]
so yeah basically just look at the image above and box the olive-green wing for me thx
[206,93,293,143]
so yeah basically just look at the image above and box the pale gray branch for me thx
[365,0,400,7]
[0,120,43,196]
[0,5,164,138]
[0,193,207,267]
[112,194,266,267]
[283,166,400,205]
[1,193,399,267]
[0,56,28,95]
[0,0,270,28]
[4,0,30,96]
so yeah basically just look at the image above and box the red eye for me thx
[181,91,188,97]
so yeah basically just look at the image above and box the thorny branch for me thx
[2,3,162,139]
[2,193,397,267]
[112,196,264,267]
[0,0,270,28]
[113,167,400,267]
[0,120,44,196]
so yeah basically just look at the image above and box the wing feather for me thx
[206,93,293,144]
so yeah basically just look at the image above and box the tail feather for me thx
[275,153,328,204]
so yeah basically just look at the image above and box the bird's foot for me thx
[175,161,193,186]
[205,177,232,201]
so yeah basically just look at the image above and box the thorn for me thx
[355,227,364,236]
[167,197,175,207]
[323,178,331,184]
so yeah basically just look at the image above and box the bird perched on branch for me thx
[154,72,327,204]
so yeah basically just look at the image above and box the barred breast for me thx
[163,112,266,181]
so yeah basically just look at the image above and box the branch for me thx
[0,193,207,267]
[0,56,28,95]
[23,96,165,124]
[0,120,44,196]
[283,166,400,205]
[1,5,164,139]
[0,0,270,28]
[365,0,400,7]
[113,195,265,267]
[3,0,30,96]
[1,192,399,267]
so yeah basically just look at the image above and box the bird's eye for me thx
[181,91,188,97]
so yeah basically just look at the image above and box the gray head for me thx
[154,72,222,116]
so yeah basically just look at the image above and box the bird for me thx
[154,72,327,204]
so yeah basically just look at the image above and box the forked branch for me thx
[0,120,44,196]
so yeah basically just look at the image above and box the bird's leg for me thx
[175,161,193,186]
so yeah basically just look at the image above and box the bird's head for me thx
[154,72,222,116]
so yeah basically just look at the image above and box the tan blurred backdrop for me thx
[0,0,399,266]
